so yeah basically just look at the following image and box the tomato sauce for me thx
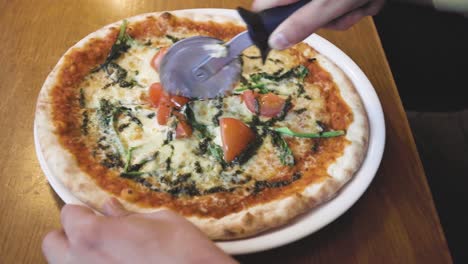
[51,13,353,218]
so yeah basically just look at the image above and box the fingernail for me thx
[102,198,130,217]
[269,32,291,50]
[103,197,121,212]
[251,1,265,12]
[109,197,123,209]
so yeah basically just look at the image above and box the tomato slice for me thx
[148,83,166,107]
[172,112,192,138]
[259,93,286,117]
[241,90,259,114]
[170,95,190,109]
[149,82,189,110]
[242,91,285,117]
[149,82,191,126]
[150,47,168,72]
[175,120,193,138]
[157,102,172,125]
[220,118,255,162]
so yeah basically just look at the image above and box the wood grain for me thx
[0,1,452,263]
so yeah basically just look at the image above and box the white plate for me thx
[34,8,385,256]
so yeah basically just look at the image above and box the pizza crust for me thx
[35,11,369,240]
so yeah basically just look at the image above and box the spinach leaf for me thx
[79,88,86,108]
[97,99,115,127]
[294,65,309,80]
[275,65,309,81]
[249,65,309,82]
[124,146,140,172]
[231,136,264,166]
[294,108,307,114]
[98,20,134,71]
[105,62,139,89]
[212,97,223,126]
[166,34,181,43]
[269,131,295,166]
[81,111,89,135]
[124,109,142,126]
[183,104,209,138]
[120,171,145,178]
[208,143,225,164]
[253,172,301,193]
[238,65,309,95]
[129,151,159,172]
[101,153,124,168]
[233,80,269,94]
[97,99,127,159]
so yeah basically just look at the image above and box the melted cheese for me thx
[121,45,160,86]
[79,37,326,195]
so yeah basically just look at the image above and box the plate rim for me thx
[34,8,386,255]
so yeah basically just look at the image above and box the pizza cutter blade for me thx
[159,0,311,99]
[159,32,252,99]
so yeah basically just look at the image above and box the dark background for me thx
[375,2,468,111]
[374,2,468,263]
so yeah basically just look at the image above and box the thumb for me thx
[269,0,367,50]
[102,197,131,217]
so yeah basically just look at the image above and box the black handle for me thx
[237,0,310,61]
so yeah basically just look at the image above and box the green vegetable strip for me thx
[182,104,227,165]
[124,146,139,172]
[270,131,295,166]
[118,20,128,40]
[183,104,209,138]
[97,20,134,71]
[110,110,129,157]
[208,144,224,164]
[97,99,130,164]
[120,171,145,178]
[233,65,309,96]
[233,87,249,94]
[274,127,345,138]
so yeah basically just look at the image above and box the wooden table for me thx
[0,1,453,263]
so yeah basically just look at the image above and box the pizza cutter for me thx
[159,0,311,98]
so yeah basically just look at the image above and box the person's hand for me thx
[252,0,386,49]
[42,198,237,264]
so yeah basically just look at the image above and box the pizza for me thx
[35,11,369,240]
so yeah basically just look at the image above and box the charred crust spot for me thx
[242,213,254,226]
[160,12,173,20]
[223,229,238,238]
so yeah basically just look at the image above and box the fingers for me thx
[141,209,180,221]
[324,0,385,30]
[61,204,100,244]
[102,197,131,217]
[42,229,69,264]
[365,0,386,16]
[252,0,300,12]
[61,204,96,231]
[43,204,125,263]
[268,0,369,49]
[324,8,366,30]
